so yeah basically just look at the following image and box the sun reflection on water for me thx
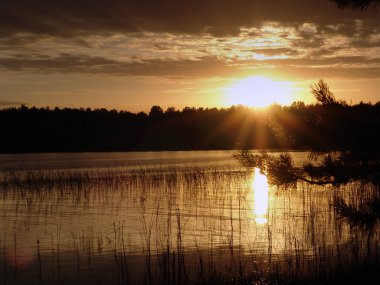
[252,168,269,224]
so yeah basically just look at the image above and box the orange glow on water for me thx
[252,168,269,224]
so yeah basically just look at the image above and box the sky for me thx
[1,0,379,112]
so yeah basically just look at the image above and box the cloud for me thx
[251,48,299,57]
[0,0,379,82]
[0,54,239,77]
[0,0,378,38]
[1,49,379,79]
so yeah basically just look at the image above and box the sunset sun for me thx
[224,76,294,108]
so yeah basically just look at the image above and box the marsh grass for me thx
[0,162,379,284]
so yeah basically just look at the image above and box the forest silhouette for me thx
[1,81,380,153]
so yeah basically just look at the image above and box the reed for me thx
[0,161,379,284]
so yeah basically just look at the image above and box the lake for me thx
[0,151,378,284]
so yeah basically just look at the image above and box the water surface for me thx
[0,151,378,284]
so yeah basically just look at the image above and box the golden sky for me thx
[1,0,379,111]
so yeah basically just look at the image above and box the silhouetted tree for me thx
[331,0,379,9]
[149,105,164,118]
[311,79,336,105]
[165,107,177,114]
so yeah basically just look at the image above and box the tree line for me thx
[1,97,379,153]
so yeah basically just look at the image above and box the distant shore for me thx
[1,103,379,153]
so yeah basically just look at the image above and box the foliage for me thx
[1,99,380,152]
[334,193,380,232]
[331,0,380,10]
[234,148,380,231]
[311,79,337,105]
[234,149,380,187]
[233,150,300,187]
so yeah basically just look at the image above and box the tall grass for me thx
[0,163,379,284]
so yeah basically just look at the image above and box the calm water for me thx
[0,151,378,284]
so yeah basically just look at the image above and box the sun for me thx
[223,76,294,108]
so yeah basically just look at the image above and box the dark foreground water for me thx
[0,151,378,284]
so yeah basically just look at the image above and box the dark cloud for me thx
[308,47,344,57]
[287,21,380,51]
[0,54,238,77]
[0,0,378,81]
[252,48,299,56]
[0,0,378,37]
[316,22,380,49]
[1,52,378,80]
